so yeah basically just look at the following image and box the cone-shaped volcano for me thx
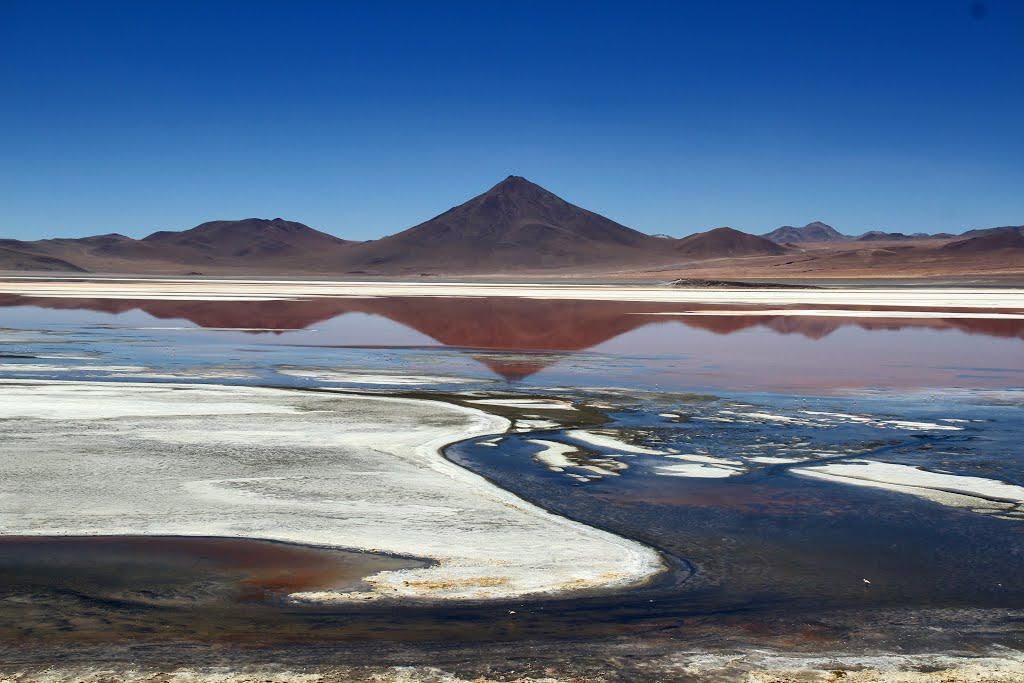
[337,176,668,274]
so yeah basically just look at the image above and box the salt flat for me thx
[0,277,1022,311]
[0,380,663,601]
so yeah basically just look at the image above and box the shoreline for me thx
[3,270,1024,285]
[0,277,1022,310]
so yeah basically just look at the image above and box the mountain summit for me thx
[336,176,666,273]
[430,175,654,246]
[762,221,848,244]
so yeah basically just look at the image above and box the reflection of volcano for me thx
[1,294,1022,380]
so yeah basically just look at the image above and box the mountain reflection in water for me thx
[1,294,1022,391]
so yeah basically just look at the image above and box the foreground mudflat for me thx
[0,380,662,601]
[3,650,1023,682]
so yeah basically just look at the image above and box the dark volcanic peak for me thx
[762,221,848,244]
[412,175,652,246]
[335,175,664,273]
[673,227,788,258]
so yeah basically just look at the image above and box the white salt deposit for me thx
[527,439,580,472]
[566,429,668,455]
[880,420,963,431]
[0,363,257,381]
[1,279,1021,312]
[275,368,479,385]
[655,463,742,478]
[514,419,561,431]
[466,398,577,410]
[665,453,741,466]
[779,410,965,431]
[0,380,664,601]
[794,460,1024,519]
[0,363,76,373]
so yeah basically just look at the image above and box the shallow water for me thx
[1,294,1023,391]
[0,536,424,606]
[0,291,1022,662]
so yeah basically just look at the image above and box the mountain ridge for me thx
[0,177,1020,276]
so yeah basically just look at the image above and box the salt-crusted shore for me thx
[0,277,1022,312]
[0,380,664,601]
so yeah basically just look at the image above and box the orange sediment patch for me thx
[0,535,423,602]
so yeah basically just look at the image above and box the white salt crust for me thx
[794,460,1024,520]
[566,429,669,455]
[0,380,664,602]
[0,278,1021,312]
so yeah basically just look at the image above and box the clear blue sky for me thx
[1,0,1022,240]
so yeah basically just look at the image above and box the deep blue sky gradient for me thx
[1,0,1022,240]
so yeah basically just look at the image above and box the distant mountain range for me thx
[761,222,847,244]
[0,176,1020,277]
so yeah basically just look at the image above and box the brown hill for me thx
[13,233,203,271]
[0,245,86,272]
[334,176,668,274]
[143,218,353,259]
[1,219,358,274]
[941,226,1024,253]
[673,227,788,258]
